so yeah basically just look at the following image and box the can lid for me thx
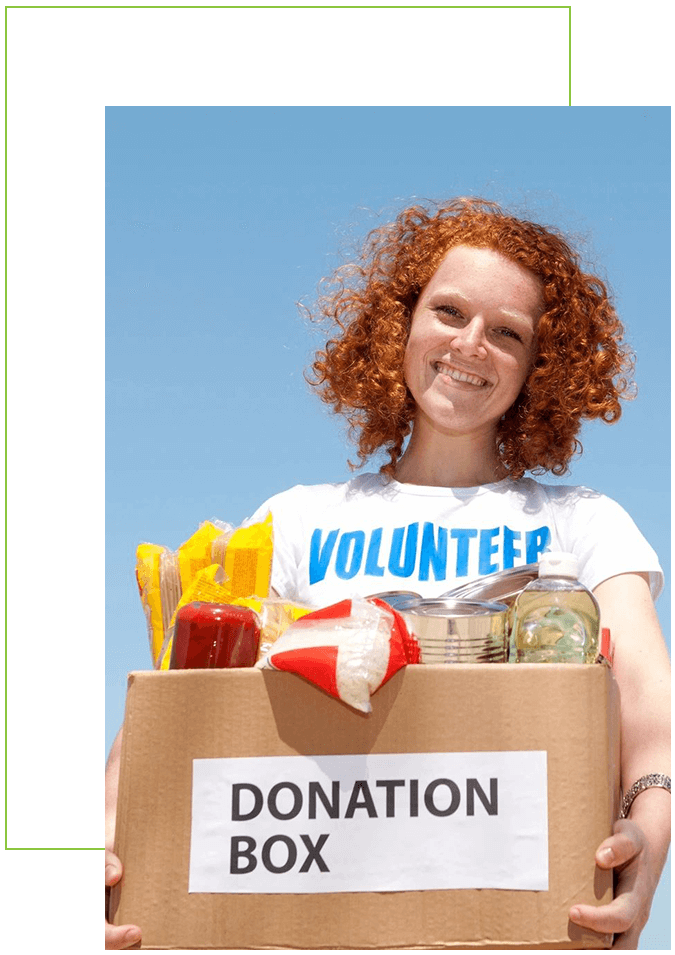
[538,551,579,578]
[399,598,509,617]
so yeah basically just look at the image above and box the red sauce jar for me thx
[170,601,261,669]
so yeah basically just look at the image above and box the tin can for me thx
[438,564,539,607]
[170,601,261,669]
[366,590,422,611]
[399,598,509,663]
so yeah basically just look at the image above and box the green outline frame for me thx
[5,4,572,852]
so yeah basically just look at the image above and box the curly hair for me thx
[305,197,635,479]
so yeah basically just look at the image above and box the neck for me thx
[394,417,507,488]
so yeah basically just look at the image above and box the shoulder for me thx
[516,477,642,527]
[517,478,610,510]
[522,479,663,599]
[245,472,387,522]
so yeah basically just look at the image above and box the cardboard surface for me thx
[110,665,620,950]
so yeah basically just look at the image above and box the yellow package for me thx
[214,513,274,600]
[135,543,167,665]
[135,521,231,668]
[177,521,230,593]
[137,514,274,669]
[157,563,264,670]
[257,598,314,661]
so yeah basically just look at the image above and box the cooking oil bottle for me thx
[511,552,600,663]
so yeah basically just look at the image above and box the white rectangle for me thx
[190,751,548,894]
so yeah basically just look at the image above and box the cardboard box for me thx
[110,664,620,949]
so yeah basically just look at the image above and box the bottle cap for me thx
[538,551,579,578]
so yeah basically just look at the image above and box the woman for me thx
[105,198,670,949]
[247,198,670,946]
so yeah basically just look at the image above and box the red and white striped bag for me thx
[256,597,420,713]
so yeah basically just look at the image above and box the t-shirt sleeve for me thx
[243,491,303,601]
[554,489,663,600]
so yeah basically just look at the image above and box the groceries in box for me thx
[135,521,613,718]
[134,518,421,712]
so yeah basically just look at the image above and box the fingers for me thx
[106,849,123,888]
[105,849,142,949]
[594,820,645,870]
[105,922,142,950]
[570,834,644,940]
[569,821,652,945]
[569,895,637,936]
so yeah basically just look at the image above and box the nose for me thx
[449,316,488,358]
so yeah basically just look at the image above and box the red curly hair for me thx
[306,197,635,479]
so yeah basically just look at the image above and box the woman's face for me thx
[403,245,543,440]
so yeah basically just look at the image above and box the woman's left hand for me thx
[569,819,654,949]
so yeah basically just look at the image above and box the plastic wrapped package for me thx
[214,514,274,600]
[257,597,420,713]
[177,521,231,593]
[135,514,274,668]
[135,544,169,665]
[256,598,314,662]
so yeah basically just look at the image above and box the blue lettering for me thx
[503,526,521,569]
[451,528,478,577]
[309,528,339,584]
[479,527,500,575]
[364,528,385,578]
[388,523,419,578]
[311,523,551,585]
[419,523,448,582]
[335,531,365,580]
[526,526,551,563]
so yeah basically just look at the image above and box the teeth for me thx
[434,362,488,387]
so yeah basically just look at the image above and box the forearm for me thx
[106,727,124,851]
[615,663,670,886]
[626,788,671,880]
[618,687,670,806]
[594,573,670,807]
[616,650,670,788]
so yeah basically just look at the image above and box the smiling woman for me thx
[399,244,542,484]
[306,199,634,488]
[105,196,670,950]
[242,197,668,949]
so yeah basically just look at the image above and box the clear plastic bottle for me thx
[511,552,600,663]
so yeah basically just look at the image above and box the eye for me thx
[495,326,524,343]
[431,306,528,346]
[433,304,463,322]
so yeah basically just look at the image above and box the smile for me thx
[433,361,489,388]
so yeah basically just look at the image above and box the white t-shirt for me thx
[247,473,663,608]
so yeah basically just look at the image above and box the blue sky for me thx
[105,103,669,953]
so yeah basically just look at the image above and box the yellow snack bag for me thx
[177,521,229,593]
[215,513,274,600]
[137,514,273,669]
[135,543,167,665]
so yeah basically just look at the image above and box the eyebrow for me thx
[426,289,539,328]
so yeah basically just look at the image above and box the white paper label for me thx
[189,751,548,894]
